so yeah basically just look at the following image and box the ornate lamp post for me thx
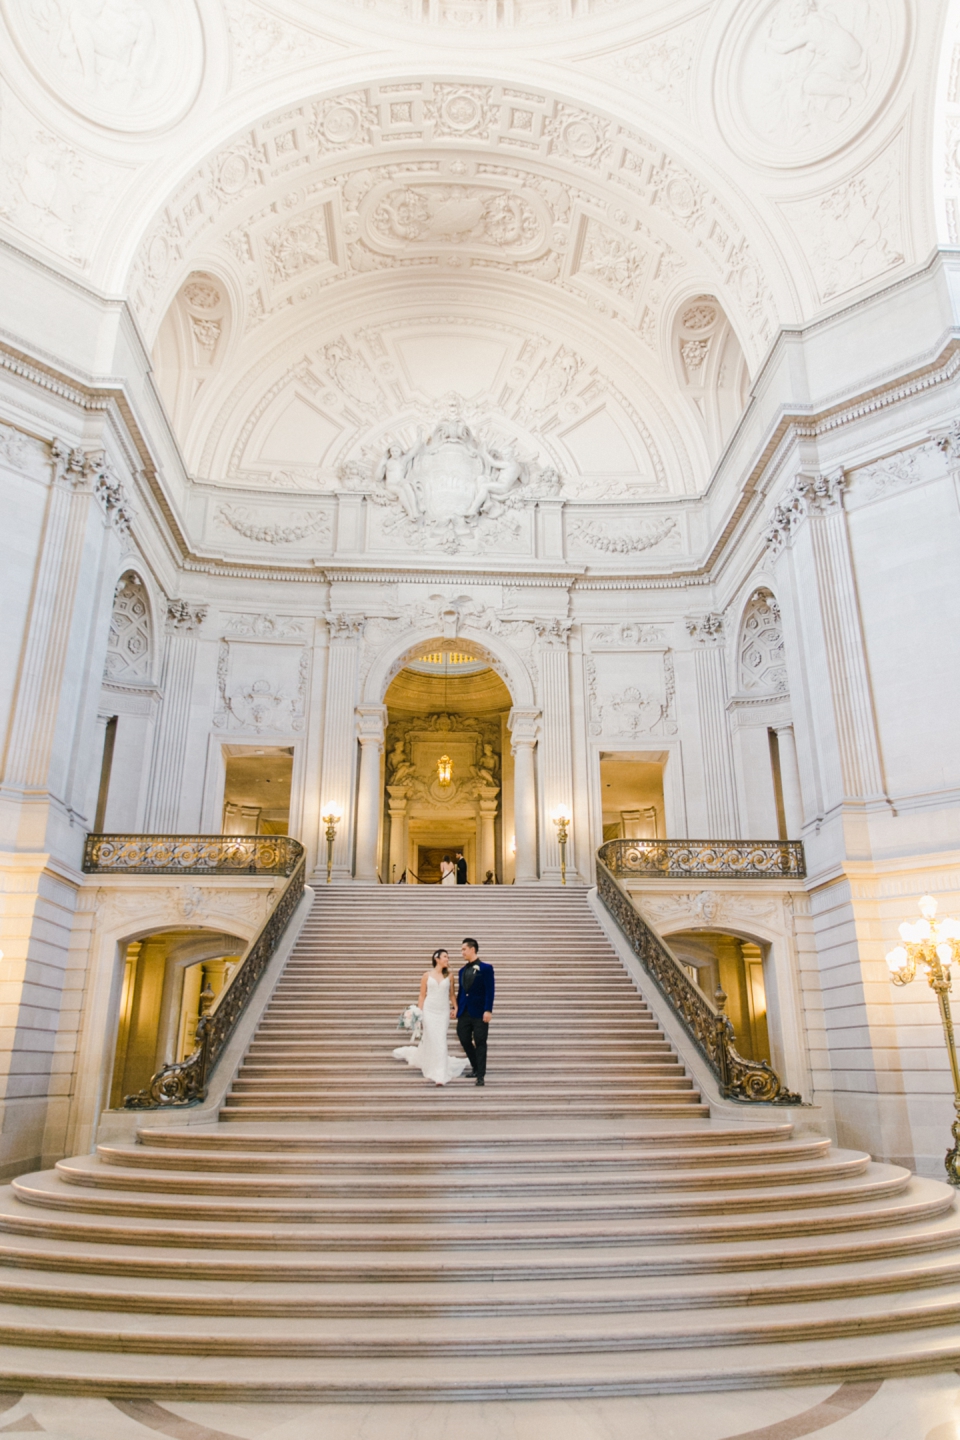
[322,810,341,885]
[886,894,960,1185]
[552,806,571,886]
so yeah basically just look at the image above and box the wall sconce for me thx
[321,809,341,885]
[437,754,453,787]
[886,894,960,1185]
[552,806,572,886]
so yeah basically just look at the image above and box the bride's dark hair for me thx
[431,948,449,976]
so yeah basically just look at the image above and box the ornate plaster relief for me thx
[717,0,906,169]
[2,0,204,131]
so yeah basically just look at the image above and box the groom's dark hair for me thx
[462,938,479,954]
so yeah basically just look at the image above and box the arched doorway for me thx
[109,928,244,1107]
[668,928,772,1066]
[382,648,513,884]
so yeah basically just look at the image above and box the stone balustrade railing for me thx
[83,833,303,877]
[599,837,805,881]
[596,856,801,1105]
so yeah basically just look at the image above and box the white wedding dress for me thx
[393,974,467,1085]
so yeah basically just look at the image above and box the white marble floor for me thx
[2,1376,959,1440]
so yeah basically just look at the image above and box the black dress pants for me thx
[457,1013,489,1080]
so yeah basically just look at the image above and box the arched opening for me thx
[382,644,514,884]
[668,928,772,1066]
[96,569,158,833]
[109,928,244,1107]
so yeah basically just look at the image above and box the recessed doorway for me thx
[417,844,468,885]
[221,745,293,835]
[599,751,667,841]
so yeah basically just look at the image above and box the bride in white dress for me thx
[439,856,456,885]
[393,949,468,1085]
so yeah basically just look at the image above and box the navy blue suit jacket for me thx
[457,960,495,1020]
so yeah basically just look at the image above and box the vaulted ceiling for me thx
[0,0,950,499]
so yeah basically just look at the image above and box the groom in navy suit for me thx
[456,938,494,1087]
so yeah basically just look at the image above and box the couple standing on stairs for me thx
[393,938,494,1087]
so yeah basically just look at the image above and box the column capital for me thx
[763,470,847,556]
[508,707,541,748]
[165,600,207,633]
[327,612,365,642]
[685,612,725,646]
[356,704,387,746]
[534,618,572,648]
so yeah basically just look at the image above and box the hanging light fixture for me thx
[437,754,453,787]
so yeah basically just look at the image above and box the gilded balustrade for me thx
[83,833,302,877]
[596,856,801,1105]
[599,837,805,881]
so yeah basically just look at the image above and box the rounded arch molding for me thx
[125,72,783,367]
[361,626,536,710]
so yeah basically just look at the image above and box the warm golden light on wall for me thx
[436,754,453,787]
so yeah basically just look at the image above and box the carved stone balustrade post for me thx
[354,705,387,883]
[509,707,541,884]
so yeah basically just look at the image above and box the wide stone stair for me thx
[0,886,957,1398]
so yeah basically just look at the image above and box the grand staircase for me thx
[0,886,957,1399]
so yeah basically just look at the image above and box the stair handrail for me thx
[599,836,805,880]
[123,848,306,1109]
[596,855,801,1105]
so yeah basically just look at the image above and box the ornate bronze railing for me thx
[599,837,805,881]
[122,851,306,1108]
[84,833,302,877]
[596,858,801,1105]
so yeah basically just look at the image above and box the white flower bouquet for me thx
[397,1004,423,1042]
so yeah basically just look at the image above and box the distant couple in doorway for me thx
[392,938,494,1087]
[439,851,468,885]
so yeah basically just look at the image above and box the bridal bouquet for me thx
[397,1004,423,1042]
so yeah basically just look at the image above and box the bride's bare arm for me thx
[418,972,429,1007]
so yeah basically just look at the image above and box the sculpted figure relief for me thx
[735,0,895,160]
[12,0,200,129]
[370,398,536,542]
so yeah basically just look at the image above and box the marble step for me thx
[135,1121,794,1151]
[0,1323,959,1400]
[2,1283,960,1359]
[95,1136,833,1173]
[228,1073,696,1091]
[62,1153,865,1199]
[219,1101,710,1121]
[9,1162,913,1228]
[1,1196,956,1277]
[1,1246,958,1317]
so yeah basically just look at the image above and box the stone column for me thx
[354,705,387,883]
[774,723,804,838]
[686,612,740,837]
[386,786,408,884]
[143,601,208,832]
[535,620,575,883]
[479,788,499,881]
[315,615,364,884]
[3,444,97,832]
[509,707,540,884]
